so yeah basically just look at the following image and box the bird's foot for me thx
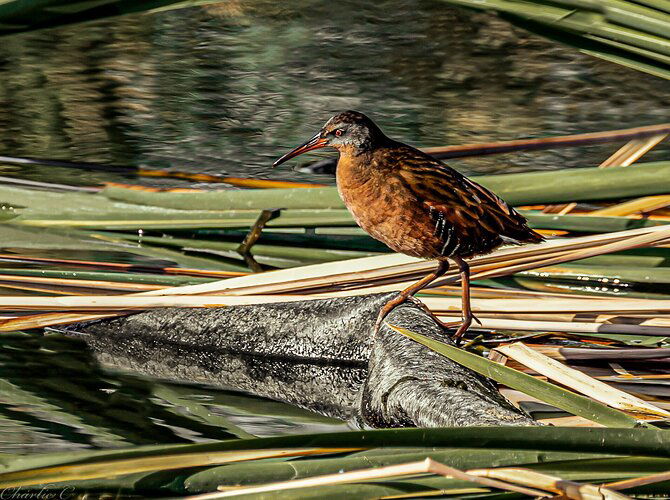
[407,296,459,332]
[376,295,430,334]
[375,294,407,334]
[406,295,432,314]
[374,310,387,334]
[439,316,481,329]
[437,314,480,346]
[438,319,461,329]
[451,317,473,346]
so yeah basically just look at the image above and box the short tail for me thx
[524,228,545,244]
[500,226,544,246]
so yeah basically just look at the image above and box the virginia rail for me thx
[274,111,544,342]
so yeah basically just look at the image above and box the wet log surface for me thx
[66,292,535,427]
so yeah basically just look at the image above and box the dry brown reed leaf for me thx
[467,467,630,500]
[590,195,670,216]
[494,343,670,418]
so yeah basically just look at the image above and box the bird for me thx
[273,111,544,342]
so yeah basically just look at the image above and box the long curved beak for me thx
[273,132,328,167]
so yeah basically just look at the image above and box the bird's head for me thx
[273,110,385,167]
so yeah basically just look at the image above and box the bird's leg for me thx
[450,256,481,344]
[375,260,449,333]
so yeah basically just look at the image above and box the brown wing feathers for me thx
[394,145,543,257]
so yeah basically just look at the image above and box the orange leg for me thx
[450,256,481,344]
[375,259,449,333]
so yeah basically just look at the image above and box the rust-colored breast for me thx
[335,150,445,258]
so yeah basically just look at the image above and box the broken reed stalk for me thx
[467,468,630,500]
[590,194,670,216]
[0,448,364,490]
[605,471,670,491]
[465,229,670,283]
[424,123,670,160]
[441,312,670,325]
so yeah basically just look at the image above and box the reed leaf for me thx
[0,0,227,36]
[0,448,363,489]
[100,161,670,209]
[107,232,380,263]
[494,343,670,418]
[524,213,668,233]
[517,263,670,285]
[388,324,641,427]
[184,448,612,492]
[4,427,670,484]
[16,209,357,230]
[190,459,548,499]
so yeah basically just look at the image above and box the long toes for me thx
[438,319,461,329]
[452,319,473,345]
[407,296,434,315]
[406,296,424,306]
[472,314,483,326]
[374,309,390,334]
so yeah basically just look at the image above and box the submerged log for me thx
[67,293,535,427]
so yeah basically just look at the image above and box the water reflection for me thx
[0,0,666,187]
[0,333,345,453]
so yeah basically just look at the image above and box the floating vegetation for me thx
[0,127,664,496]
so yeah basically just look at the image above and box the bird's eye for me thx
[335,129,343,137]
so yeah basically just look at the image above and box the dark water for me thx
[0,0,667,188]
[0,333,347,453]
[0,1,668,453]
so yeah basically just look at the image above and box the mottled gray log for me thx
[68,293,535,427]
[361,303,534,427]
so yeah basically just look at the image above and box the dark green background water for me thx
[0,1,668,453]
[0,0,668,188]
